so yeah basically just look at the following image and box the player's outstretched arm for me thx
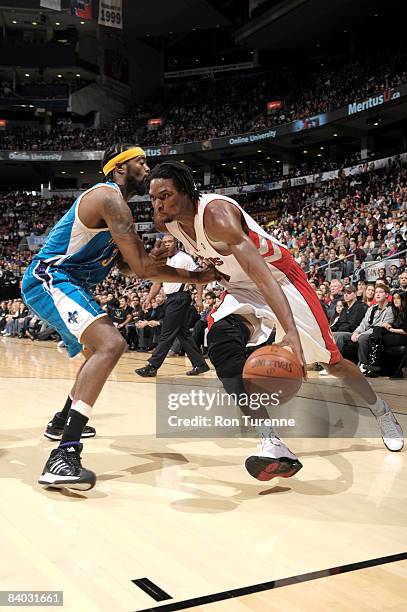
[102,190,216,284]
[204,201,306,376]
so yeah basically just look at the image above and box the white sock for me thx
[255,424,279,439]
[368,396,389,417]
[72,399,92,418]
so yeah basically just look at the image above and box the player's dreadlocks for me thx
[101,143,136,182]
[146,161,201,202]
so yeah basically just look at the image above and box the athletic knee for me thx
[101,334,127,361]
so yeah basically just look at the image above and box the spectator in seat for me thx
[326,278,344,320]
[109,296,134,342]
[315,288,329,320]
[365,292,407,379]
[330,300,344,328]
[192,291,217,353]
[342,285,394,372]
[364,283,376,307]
[398,271,407,293]
[351,259,366,283]
[136,294,166,352]
[331,284,367,335]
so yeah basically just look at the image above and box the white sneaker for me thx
[376,410,404,452]
[319,368,329,376]
[245,435,303,481]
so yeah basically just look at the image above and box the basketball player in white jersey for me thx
[147,161,404,482]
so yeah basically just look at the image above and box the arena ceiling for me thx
[235,0,403,49]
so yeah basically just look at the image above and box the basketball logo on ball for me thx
[243,345,303,405]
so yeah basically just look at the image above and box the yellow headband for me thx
[102,147,146,176]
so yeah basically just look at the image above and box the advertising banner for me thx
[71,0,93,19]
[98,0,123,29]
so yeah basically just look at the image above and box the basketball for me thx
[242,345,303,405]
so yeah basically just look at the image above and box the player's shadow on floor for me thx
[103,434,397,515]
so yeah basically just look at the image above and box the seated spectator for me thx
[363,283,376,307]
[334,285,393,371]
[331,285,367,334]
[109,296,134,342]
[192,291,216,353]
[351,259,366,283]
[329,300,344,328]
[365,291,407,378]
[136,293,166,352]
[325,278,344,320]
[315,288,329,320]
[398,271,407,293]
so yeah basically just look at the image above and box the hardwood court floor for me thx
[0,338,407,611]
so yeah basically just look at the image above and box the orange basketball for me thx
[242,345,303,406]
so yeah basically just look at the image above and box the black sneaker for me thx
[135,364,158,377]
[186,364,210,376]
[38,443,96,490]
[44,414,96,441]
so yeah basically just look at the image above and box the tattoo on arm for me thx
[103,193,136,239]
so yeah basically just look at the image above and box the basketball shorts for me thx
[208,266,340,366]
[21,261,107,358]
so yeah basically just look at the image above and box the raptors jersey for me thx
[166,193,340,365]
[166,193,294,289]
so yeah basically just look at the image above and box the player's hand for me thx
[149,239,169,266]
[195,263,230,285]
[276,330,307,380]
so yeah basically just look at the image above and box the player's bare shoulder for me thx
[204,198,244,244]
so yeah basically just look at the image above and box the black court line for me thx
[132,578,173,602]
[135,551,407,611]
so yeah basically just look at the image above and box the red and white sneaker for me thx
[245,435,303,481]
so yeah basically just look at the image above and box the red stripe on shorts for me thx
[285,263,341,365]
[207,290,228,331]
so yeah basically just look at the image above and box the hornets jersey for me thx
[30,181,121,291]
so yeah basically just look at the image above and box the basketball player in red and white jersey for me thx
[147,161,403,481]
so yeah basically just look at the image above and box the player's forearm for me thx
[144,264,202,283]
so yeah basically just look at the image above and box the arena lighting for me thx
[32,22,37,25]
[276,160,281,163]
[24,73,30,77]
[320,146,324,150]
[317,153,322,157]
[57,74,62,78]
[79,171,84,174]
[333,132,338,137]
[221,163,226,166]
[55,22,60,26]
[239,161,244,164]
[180,159,185,163]
[303,149,308,153]
[12,20,17,24]
[75,74,81,77]
[232,166,237,169]
[61,171,66,174]
[80,21,85,25]
[257,150,262,153]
